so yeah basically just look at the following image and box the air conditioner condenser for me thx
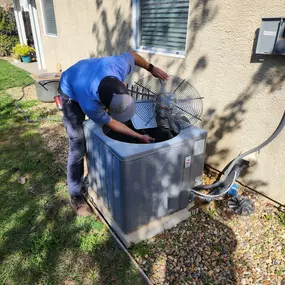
[84,120,207,247]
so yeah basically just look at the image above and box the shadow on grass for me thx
[0,93,141,284]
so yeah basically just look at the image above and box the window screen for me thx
[42,0,57,36]
[137,0,189,55]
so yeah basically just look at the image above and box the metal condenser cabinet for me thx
[84,120,207,244]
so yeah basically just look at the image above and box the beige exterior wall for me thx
[36,0,285,204]
[0,0,12,5]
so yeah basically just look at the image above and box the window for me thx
[133,0,190,55]
[41,0,57,36]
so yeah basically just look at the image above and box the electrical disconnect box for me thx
[256,18,285,55]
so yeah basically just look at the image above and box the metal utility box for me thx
[84,120,207,241]
[256,18,285,55]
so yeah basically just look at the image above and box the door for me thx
[13,0,27,44]
[13,0,46,70]
[28,0,46,70]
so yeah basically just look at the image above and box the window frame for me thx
[40,0,58,37]
[132,0,190,57]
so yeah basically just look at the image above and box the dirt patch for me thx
[39,122,68,167]
[6,84,58,112]
[6,85,38,101]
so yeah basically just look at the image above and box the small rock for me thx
[241,278,247,285]
[144,254,148,258]
[196,254,202,264]
[28,187,36,195]
[208,270,214,276]
[18,177,26,184]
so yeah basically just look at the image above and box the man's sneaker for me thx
[70,195,92,217]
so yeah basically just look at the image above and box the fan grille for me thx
[130,75,203,130]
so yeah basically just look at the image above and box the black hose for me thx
[14,83,61,123]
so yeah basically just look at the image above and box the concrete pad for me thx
[87,187,195,248]
[12,61,45,75]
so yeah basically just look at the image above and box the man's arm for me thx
[106,118,154,143]
[129,51,168,81]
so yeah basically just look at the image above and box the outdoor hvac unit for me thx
[84,76,207,247]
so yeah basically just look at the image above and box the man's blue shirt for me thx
[60,52,135,125]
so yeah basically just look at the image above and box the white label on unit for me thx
[194,176,203,186]
[194,139,205,156]
[263,31,276,36]
[184,156,191,168]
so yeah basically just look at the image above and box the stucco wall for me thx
[0,0,12,5]
[36,0,285,204]
[35,0,133,71]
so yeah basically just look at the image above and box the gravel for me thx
[131,171,285,285]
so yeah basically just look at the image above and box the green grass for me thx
[131,241,153,259]
[277,211,285,227]
[0,59,34,90]
[0,61,141,284]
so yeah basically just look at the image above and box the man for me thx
[59,51,168,216]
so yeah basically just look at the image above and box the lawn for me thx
[0,59,34,90]
[0,61,141,284]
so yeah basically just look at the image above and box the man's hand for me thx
[138,134,155,143]
[129,51,168,80]
[106,119,155,143]
[151,66,168,81]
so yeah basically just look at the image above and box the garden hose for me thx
[14,83,61,123]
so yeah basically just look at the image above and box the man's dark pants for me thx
[60,93,86,197]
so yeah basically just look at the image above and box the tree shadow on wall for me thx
[90,0,218,79]
[90,0,132,58]
[201,29,285,191]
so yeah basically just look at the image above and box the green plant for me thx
[277,211,285,226]
[0,7,17,35]
[13,44,35,57]
[207,206,218,218]
[130,241,152,258]
[0,7,18,56]
[0,34,18,56]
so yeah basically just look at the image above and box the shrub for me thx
[0,6,19,55]
[0,34,19,56]
[0,6,17,35]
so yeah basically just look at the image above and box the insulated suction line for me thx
[195,111,285,190]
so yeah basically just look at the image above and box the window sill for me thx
[134,48,186,59]
[44,34,58,38]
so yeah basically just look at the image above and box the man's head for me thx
[98,76,135,122]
